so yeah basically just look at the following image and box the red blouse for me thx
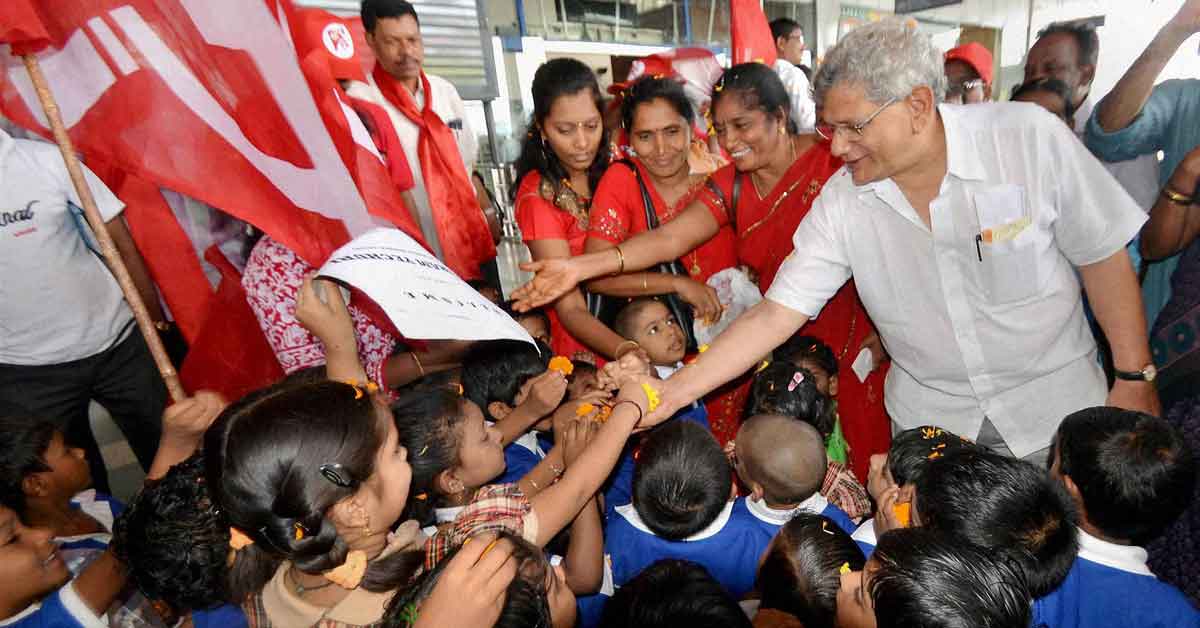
[514,171,597,361]
[587,160,737,284]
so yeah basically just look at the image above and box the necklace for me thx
[659,173,710,277]
[749,136,798,200]
[289,567,336,596]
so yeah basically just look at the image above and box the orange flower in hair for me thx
[892,502,912,527]
[229,527,254,551]
[324,549,368,589]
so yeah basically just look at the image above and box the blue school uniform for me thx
[736,493,857,560]
[850,518,878,557]
[602,401,710,520]
[577,500,763,626]
[0,583,107,628]
[736,493,856,538]
[1032,530,1199,628]
[493,429,546,485]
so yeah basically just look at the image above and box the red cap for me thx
[293,9,368,82]
[944,42,993,86]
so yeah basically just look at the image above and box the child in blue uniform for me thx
[854,425,976,555]
[836,527,1032,628]
[578,421,761,626]
[1034,407,1198,628]
[728,414,856,557]
[915,448,1078,597]
[753,512,865,627]
[461,339,567,485]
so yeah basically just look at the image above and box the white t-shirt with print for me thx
[0,131,130,365]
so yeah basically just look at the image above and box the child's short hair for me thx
[773,335,838,376]
[391,388,470,525]
[887,426,976,487]
[571,361,597,379]
[745,363,833,438]
[386,531,553,628]
[0,415,57,514]
[613,297,664,341]
[599,559,752,628]
[915,449,1077,597]
[757,513,865,628]
[204,380,424,600]
[112,452,230,613]
[738,414,826,504]
[633,420,732,540]
[870,528,1032,628]
[461,339,550,421]
[1055,406,1196,544]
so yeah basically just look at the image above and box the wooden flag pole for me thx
[22,54,186,402]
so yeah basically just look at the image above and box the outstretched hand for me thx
[509,258,584,311]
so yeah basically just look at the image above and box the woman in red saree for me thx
[583,76,739,443]
[512,58,634,364]
[512,64,891,480]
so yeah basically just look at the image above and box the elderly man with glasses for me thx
[639,20,1158,467]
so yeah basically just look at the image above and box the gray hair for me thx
[813,19,946,108]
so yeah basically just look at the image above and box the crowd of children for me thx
[0,283,1196,628]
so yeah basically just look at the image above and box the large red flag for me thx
[730,0,778,66]
[0,0,429,393]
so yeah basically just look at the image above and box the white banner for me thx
[318,228,533,345]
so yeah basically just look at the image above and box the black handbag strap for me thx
[616,160,686,278]
[704,174,742,233]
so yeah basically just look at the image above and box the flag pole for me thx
[21,54,186,402]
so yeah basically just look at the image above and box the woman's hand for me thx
[598,351,653,392]
[672,276,723,325]
[510,258,585,311]
[412,533,517,628]
[295,276,356,352]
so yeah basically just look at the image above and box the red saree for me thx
[711,141,891,481]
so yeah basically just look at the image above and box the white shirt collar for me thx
[615,500,735,541]
[850,517,878,546]
[1076,528,1153,577]
[937,104,987,182]
[654,362,684,380]
[744,493,829,526]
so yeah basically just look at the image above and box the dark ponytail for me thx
[512,57,611,201]
[205,380,422,600]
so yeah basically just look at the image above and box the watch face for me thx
[1144,364,1158,382]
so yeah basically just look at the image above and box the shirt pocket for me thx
[973,185,1039,305]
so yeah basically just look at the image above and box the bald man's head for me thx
[736,414,827,505]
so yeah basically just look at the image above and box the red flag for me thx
[0,0,51,55]
[0,0,432,387]
[730,0,778,66]
[0,0,387,270]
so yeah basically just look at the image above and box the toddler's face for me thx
[0,505,70,616]
[628,302,686,365]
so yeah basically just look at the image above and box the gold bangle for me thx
[411,352,425,377]
[1163,185,1194,205]
[613,246,626,275]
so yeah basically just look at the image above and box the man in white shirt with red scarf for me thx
[348,0,494,280]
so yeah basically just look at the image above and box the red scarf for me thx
[372,64,494,279]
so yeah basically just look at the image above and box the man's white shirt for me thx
[766,103,1145,456]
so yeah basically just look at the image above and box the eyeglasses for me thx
[814,97,897,142]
